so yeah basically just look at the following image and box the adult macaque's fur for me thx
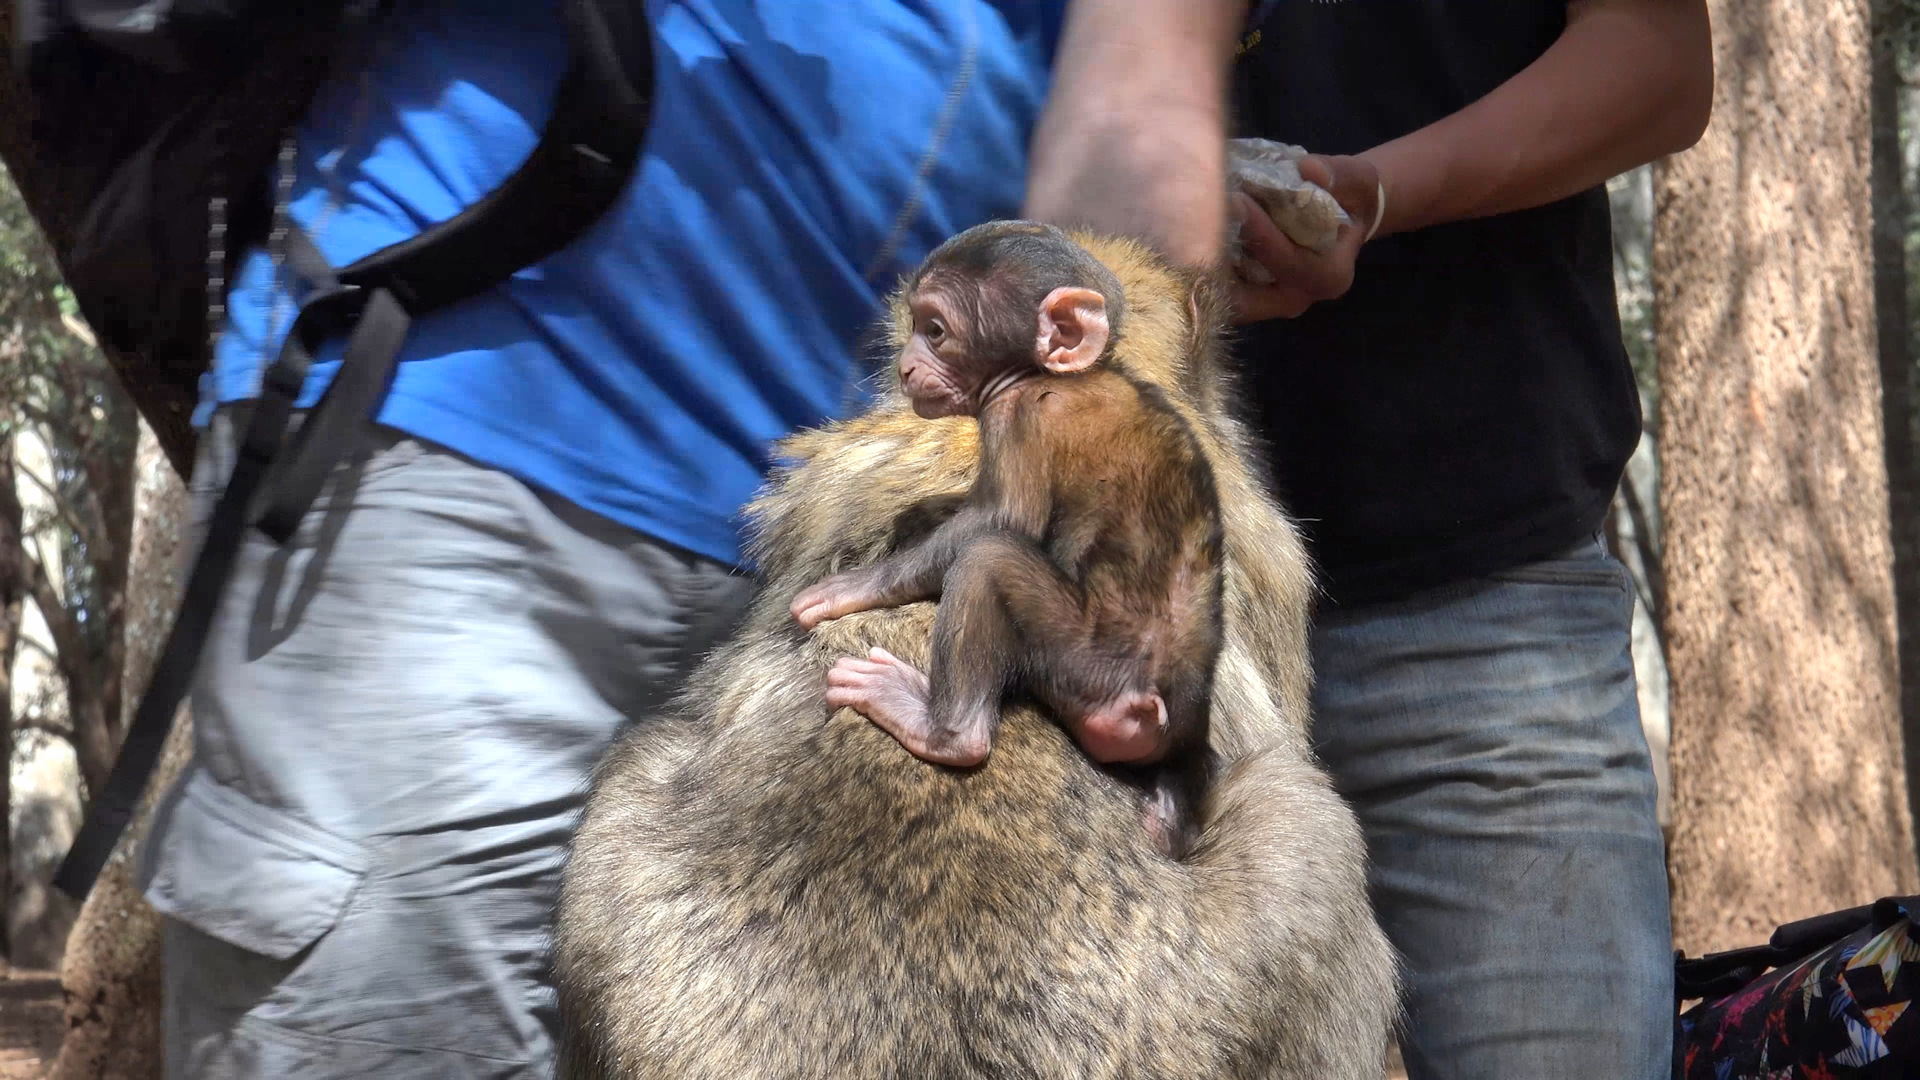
[554,231,1398,1079]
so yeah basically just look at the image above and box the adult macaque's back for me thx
[554,231,1398,1079]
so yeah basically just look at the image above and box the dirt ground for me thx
[0,970,62,1080]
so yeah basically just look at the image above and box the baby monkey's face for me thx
[896,286,987,419]
[895,277,1113,420]
[894,220,1122,419]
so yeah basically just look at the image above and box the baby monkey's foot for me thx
[827,648,988,767]
[1073,689,1170,765]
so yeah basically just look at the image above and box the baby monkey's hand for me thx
[790,568,891,630]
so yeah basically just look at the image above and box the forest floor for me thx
[0,970,61,1079]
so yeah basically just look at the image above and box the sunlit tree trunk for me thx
[47,717,187,1080]
[1872,0,1920,864]
[0,7,199,1074]
[50,420,186,1080]
[0,6,201,1074]
[0,434,21,965]
[59,361,138,801]
[1656,0,1920,954]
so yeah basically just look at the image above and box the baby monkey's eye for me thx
[926,319,946,343]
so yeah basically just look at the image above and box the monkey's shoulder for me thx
[1014,371,1124,416]
[1009,369,1195,452]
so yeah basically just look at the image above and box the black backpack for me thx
[14,0,658,899]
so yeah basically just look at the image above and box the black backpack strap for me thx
[54,0,656,900]
[256,0,653,543]
[333,0,650,312]
[255,288,409,543]
[1673,898,1907,1003]
[52,285,401,896]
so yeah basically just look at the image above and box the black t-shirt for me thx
[1230,2,1641,607]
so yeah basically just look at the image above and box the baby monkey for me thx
[791,221,1225,857]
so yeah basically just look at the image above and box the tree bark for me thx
[0,434,21,965]
[0,11,197,1076]
[50,420,187,1080]
[48,713,187,1080]
[1656,0,1920,955]
[1872,0,1920,866]
[16,359,139,801]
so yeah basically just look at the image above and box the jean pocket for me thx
[141,770,368,961]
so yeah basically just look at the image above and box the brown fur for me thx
[798,223,1228,851]
[554,230,1398,1079]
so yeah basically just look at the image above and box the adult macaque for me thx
[790,221,1223,857]
[555,228,1397,1079]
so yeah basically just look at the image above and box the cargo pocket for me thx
[142,768,368,961]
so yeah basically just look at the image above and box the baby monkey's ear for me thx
[1035,286,1110,374]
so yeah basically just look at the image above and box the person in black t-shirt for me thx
[1228,3,1710,1077]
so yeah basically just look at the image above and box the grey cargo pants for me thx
[139,409,755,1077]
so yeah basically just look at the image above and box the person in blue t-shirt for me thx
[137,2,1264,1075]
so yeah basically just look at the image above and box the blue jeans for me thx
[1310,535,1674,1079]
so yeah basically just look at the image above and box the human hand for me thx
[1231,154,1385,323]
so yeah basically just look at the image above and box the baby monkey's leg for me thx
[1066,690,1170,765]
[792,504,989,630]
[833,532,1163,765]
[935,533,1170,767]
[827,532,1039,765]
[827,647,957,753]
[1027,622,1173,767]
[1136,677,1216,860]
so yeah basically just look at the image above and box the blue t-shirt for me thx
[205,0,1066,567]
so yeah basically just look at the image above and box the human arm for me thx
[1022,0,1250,268]
[1234,0,1713,321]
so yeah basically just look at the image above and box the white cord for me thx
[1364,180,1388,244]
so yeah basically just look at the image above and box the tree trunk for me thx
[65,359,139,799]
[119,422,187,738]
[51,420,188,1080]
[1872,0,1920,866]
[48,712,187,1080]
[0,9,196,1074]
[0,435,21,965]
[1656,0,1920,955]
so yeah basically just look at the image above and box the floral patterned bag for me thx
[1675,895,1920,1077]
